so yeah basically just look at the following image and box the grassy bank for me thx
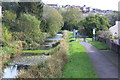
[62,38,98,78]
[86,38,109,50]
[86,38,92,42]
[90,41,109,50]
[22,48,55,54]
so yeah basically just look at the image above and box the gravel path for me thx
[80,41,119,78]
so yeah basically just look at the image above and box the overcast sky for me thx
[42,0,120,11]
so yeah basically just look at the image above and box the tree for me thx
[79,15,110,37]
[17,2,43,20]
[2,10,17,30]
[104,11,118,26]
[16,13,43,43]
[62,8,83,30]
[2,2,19,13]
[41,5,64,36]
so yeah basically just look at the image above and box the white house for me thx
[109,21,120,45]
[109,21,120,38]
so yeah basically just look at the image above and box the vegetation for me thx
[86,37,109,50]
[42,5,64,36]
[78,15,111,37]
[86,38,93,42]
[22,47,56,54]
[96,30,113,39]
[16,13,44,43]
[104,11,120,26]
[90,41,109,50]
[61,8,83,30]
[62,34,98,78]
[1,1,115,78]
[1,2,65,68]
[18,31,69,78]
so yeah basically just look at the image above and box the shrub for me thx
[96,30,113,39]
[2,26,13,43]
[17,13,44,44]
[3,10,16,27]
[12,32,26,41]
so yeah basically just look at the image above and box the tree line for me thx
[1,1,119,47]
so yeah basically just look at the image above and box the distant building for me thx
[47,4,60,9]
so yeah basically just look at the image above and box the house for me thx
[109,21,120,45]
[109,21,120,38]
[47,4,59,9]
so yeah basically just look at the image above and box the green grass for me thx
[86,38,109,50]
[22,50,49,54]
[1,47,16,55]
[90,41,109,50]
[22,48,55,54]
[86,38,93,42]
[69,32,75,40]
[62,41,98,78]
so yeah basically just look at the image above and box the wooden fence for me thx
[97,37,120,54]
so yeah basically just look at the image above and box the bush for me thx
[2,26,13,43]
[3,10,16,28]
[12,32,26,41]
[17,13,44,43]
[42,5,64,36]
[0,40,8,47]
[96,30,113,39]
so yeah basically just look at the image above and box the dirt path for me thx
[80,41,119,78]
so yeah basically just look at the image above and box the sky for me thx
[42,0,120,11]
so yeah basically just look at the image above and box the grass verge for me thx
[22,50,50,54]
[86,38,109,50]
[22,47,56,54]
[86,38,93,42]
[90,41,109,50]
[62,40,98,78]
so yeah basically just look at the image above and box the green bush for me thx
[96,30,113,39]
[42,6,64,36]
[3,10,16,28]
[2,26,13,43]
[17,13,44,43]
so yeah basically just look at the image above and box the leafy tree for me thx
[104,11,119,26]
[79,15,110,37]
[17,2,43,20]
[16,13,43,43]
[62,8,83,30]
[2,10,16,29]
[41,5,64,36]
